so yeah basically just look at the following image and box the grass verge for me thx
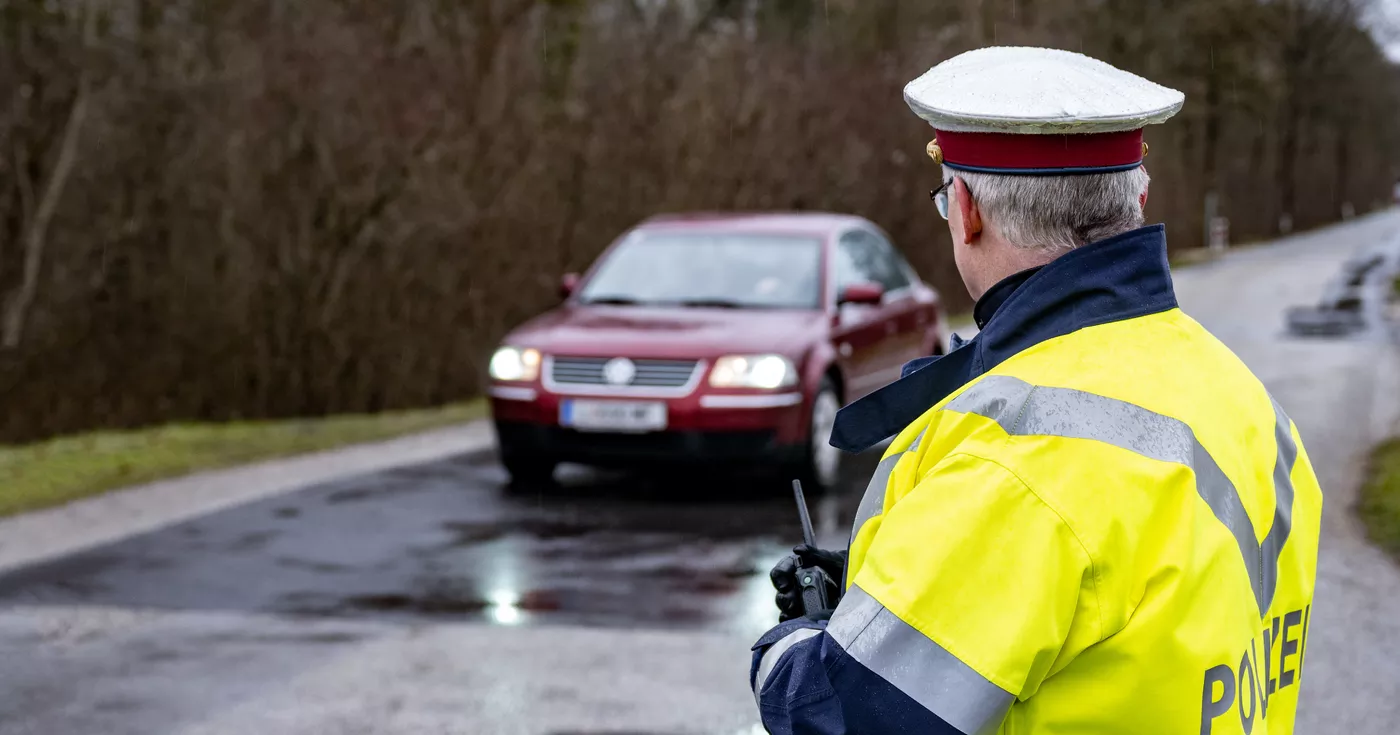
[0,401,486,517]
[1359,437,1400,562]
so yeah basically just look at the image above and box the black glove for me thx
[771,544,847,623]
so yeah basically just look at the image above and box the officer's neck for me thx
[965,237,1056,302]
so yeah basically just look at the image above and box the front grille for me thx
[550,357,699,388]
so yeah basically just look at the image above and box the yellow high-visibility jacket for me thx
[752,225,1321,735]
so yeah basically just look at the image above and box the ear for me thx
[1139,170,1150,211]
[955,178,983,246]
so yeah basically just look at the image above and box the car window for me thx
[836,230,912,294]
[860,231,913,292]
[577,232,822,309]
[834,232,882,292]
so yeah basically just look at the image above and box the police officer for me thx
[754,47,1322,735]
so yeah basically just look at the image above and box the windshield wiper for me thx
[581,296,645,306]
[676,298,747,309]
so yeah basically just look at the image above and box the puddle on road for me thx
[198,630,366,645]
[227,530,279,551]
[513,519,596,540]
[546,725,767,735]
[324,477,432,504]
[0,442,872,637]
[546,731,686,735]
[275,556,352,574]
[440,521,510,546]
[341,593,490,615]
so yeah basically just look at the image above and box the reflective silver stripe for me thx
[850,454,899,543]
[849,430,925,542]
[1259,398,1298,613]
[945,374,1299,615]
[846,430,927,589]
[946,375,1195,465]
[909,428,926,452]
[828,585,1014,735]
[753,627,823,702]
[1192,441,1264,607]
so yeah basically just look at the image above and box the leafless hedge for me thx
[2,0,1397,442]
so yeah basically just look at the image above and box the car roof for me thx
[633,212,871,237]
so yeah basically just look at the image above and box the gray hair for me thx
[944,166,1150,253]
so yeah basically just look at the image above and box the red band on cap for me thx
[935,129,1144,172]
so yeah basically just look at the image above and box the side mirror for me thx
[838,282,884,307]
[560,273,580,299]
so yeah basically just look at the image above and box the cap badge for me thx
[926,140,944,165]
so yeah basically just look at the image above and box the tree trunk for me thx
[2,1,97,349]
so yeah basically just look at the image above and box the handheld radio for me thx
[791,479,833,615]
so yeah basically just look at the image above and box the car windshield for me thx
[577,232,823,309]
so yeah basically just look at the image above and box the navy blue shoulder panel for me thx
[828,341,977,453]
[829,225,1177,453]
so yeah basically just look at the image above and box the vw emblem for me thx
[602,357,636,386]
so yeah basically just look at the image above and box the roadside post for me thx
[1210,217,1230,251]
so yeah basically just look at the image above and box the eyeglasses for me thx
[929,179,953,220]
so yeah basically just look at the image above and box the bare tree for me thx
[2,0,1397,442]
[1,0,98,349]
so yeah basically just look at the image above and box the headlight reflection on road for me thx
[488,589,523,626]
[736,542,793,639]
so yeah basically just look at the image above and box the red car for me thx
[487,213,948,489]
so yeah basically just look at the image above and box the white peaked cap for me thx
[905,47,1184,135]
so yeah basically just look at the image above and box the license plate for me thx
[560,399,668,433]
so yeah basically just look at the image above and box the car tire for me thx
[501,451,558,490]
[793,378,843,493]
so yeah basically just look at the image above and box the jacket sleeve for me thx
[751,451,1099,735]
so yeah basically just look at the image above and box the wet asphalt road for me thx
[0,447,879,640]
[5,212,1400,734]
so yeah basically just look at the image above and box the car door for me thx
[856,229,933,370]
[830,231,898,401]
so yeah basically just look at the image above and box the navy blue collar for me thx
[974,265,1043,329]
[829,224,1178,453]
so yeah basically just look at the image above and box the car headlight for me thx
[489,347,541,382]
[709,354,797,390]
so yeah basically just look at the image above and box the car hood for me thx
[505,304,827,360]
